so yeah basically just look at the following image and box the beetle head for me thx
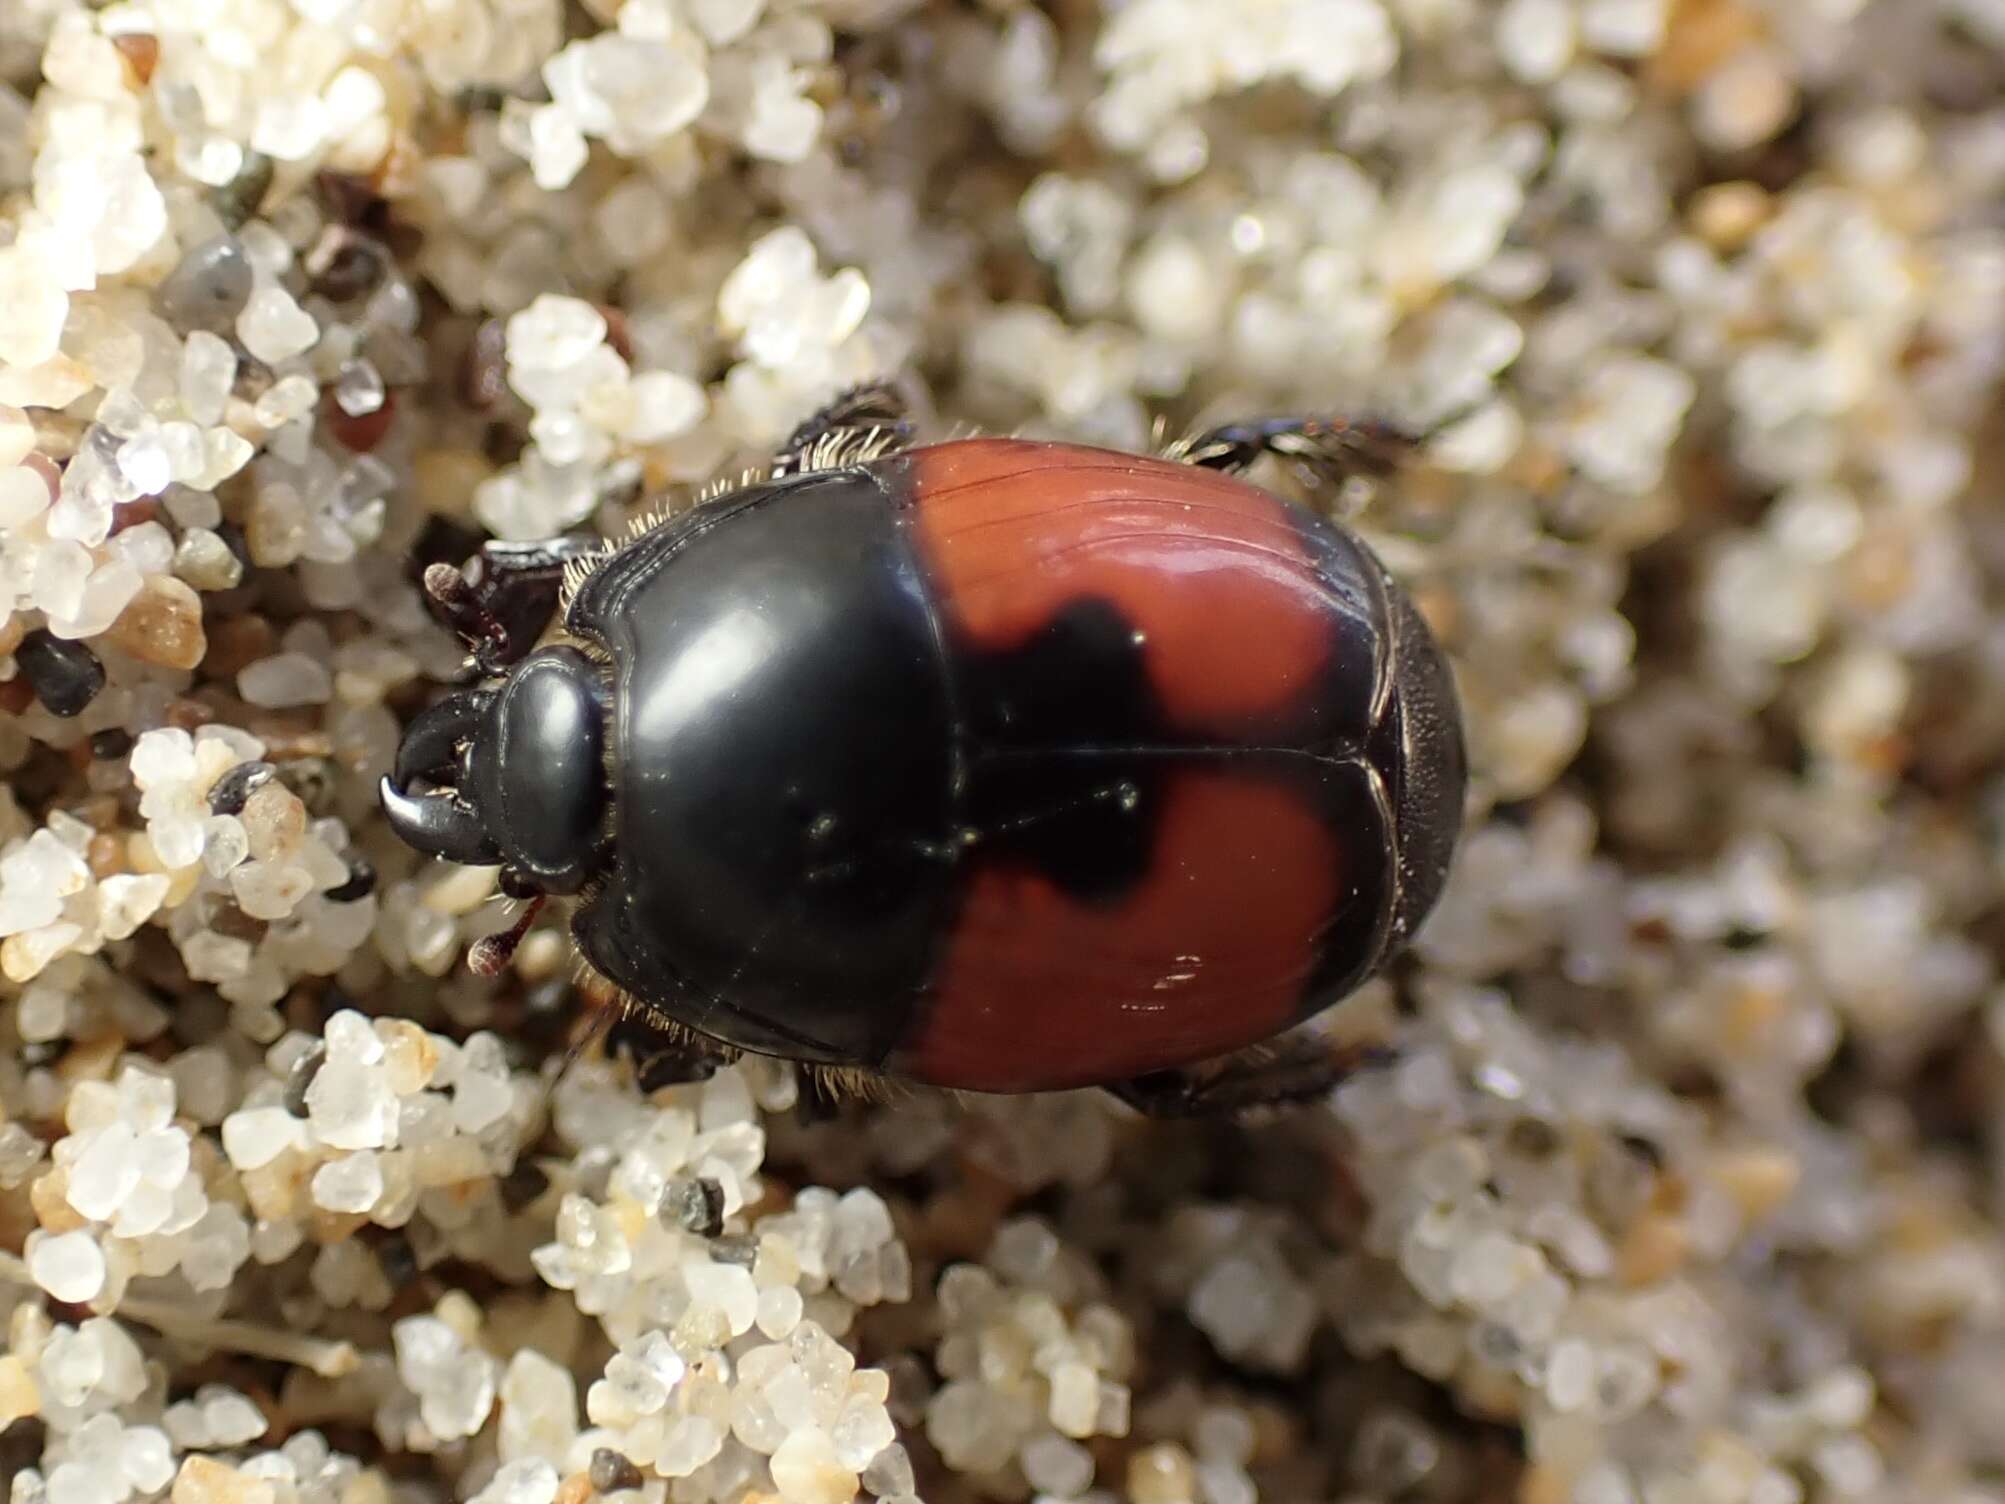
[380,645,609,894]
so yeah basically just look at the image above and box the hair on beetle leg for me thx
[559,980,705,1085]
[1107,1028,1400,1118]
[565,633,614,668]
[772,380,917,477]
[565,954,898,1109]
[695,464,774,504]
[798,1062,901,1116]
[1159,413,1419,479]
[792,424,910,475]
[622,1004,711,1050]
[558,546,617,616]
[568,967,748,1091]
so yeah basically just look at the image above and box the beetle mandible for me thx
[381,384,1466,1114]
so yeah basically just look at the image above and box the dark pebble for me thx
[283,1042,326,1118]
[589,1449,645,1494]
[312,234,390,303]
[275,756,337,817]
[89,727,134,760]
[460,318,510,410]
[208,759,276,815]
[375,1234,418,1287]
[0,1417,47,1483]
[205,892,266,945]
[312,170,385,227]
[1505,1117,1561,1159]
[157,236,254,333]
[17,630,105,717]
[170,989,230,1048]
[664,1176,725,1238]
[324,854,376,903]
[211,153,274,230]
[323,388,396,453]
[1618,1133,1666,1171]
[709,1234,757,1267]
[499,1161,551,1214]
[882,1352,934,1426]
[214,522,253,569]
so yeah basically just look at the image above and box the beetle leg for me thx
[1104,1034,1396,1118]
[425,535,607,675]
[772,380,915,476]
[613,1017,740,1093]
[1162,414,1418,493]
[570,969,742,1092]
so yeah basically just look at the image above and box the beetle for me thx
[381,384,1466,1114]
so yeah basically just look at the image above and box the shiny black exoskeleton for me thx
[382,386,1466,1113]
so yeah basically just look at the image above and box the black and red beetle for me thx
[382,386,1465,1112]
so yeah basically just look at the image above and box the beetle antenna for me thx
[468,896,543,977]
[423,562,511,666]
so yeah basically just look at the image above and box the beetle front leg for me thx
[772,380,915,476]
[609,1015,741,1093]
[1163,414,1417,493]
[425,535,606,675]
[572,964,744,1093]
[1104,1034,1395,1118]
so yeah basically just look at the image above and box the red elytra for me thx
[897,765,1351,1090]
[904,439,1343,739]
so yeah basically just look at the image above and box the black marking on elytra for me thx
[960,751,1157,903]
[956,595,1156,748]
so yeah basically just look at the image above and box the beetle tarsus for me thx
[620,1024,736,1093]
[773,380,915,476]
[1105,1035,1398,1118]
[1164,414,1419,493]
